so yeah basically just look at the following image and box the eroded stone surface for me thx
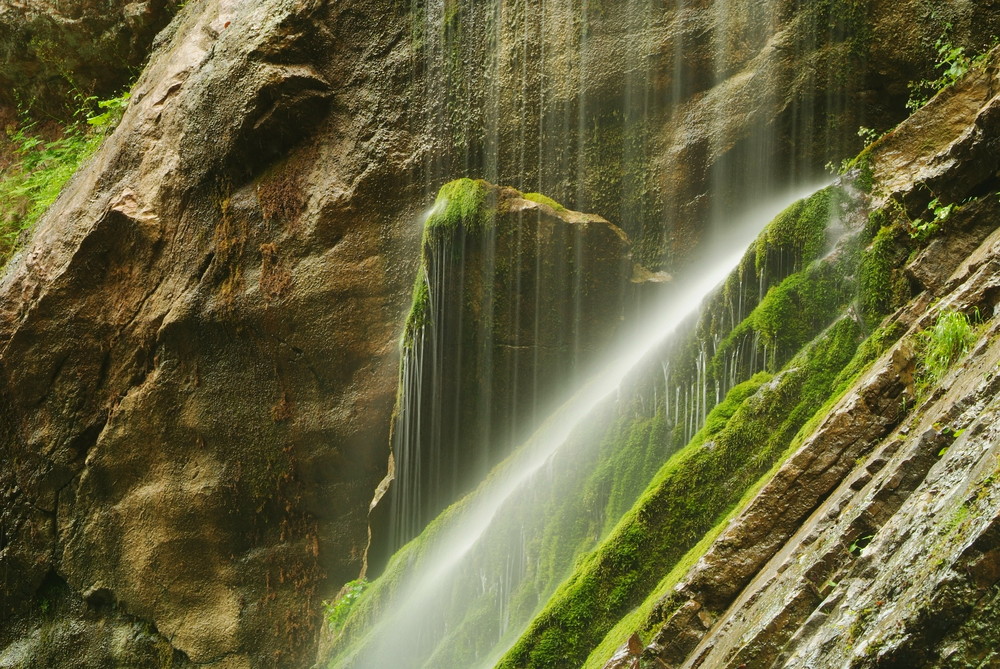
[0,1,418,665]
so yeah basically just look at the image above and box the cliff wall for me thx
[2,1,1000,666]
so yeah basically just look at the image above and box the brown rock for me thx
[0,0,418,665]
[624,48,1000,667]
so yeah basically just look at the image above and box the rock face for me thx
[643,240,1000,669]
[600,44,1000,669]
[368,179,632,568]
[0,1,421,666]
[3,0,1000,666]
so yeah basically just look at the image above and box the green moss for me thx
[841,136,887,190]
[712,245,855,377]
[399,177,508,348]
[858,222,911,325]
[425,177,497,234]
[936,585,1000,668]
[917,309,979,390]
[754,186,839,277]
[749,262,854,368]
[700,185,860,376]
[590,314,893,669]
[865,207,889,238]
[522,192,567,212]
[794,320,906,442]
[581,406,830,669]
[402,273,430,349]
[702,372,772,437]
[853,153,875,193]
[779,317,865,431]
[498,320,864,669]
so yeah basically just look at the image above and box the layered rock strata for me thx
[602,44,1000,669]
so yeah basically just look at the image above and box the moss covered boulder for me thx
[368,178,633,567]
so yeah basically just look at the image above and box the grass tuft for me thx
[918,310,978,388]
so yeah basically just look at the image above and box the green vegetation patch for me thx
[498,316,865,669]
[917,309,979,390]
[402,177,501,348]
[907,30,995,112]
[522,192,567,212]
[402,272,431,349]
[712,235,857,376]
[754,186,839,277]
[323,579,369,632]
[424,177,498,234]
[1,91,129,265]
[749,261,855,367]
[858,222,911,325]
[792,320,906,445]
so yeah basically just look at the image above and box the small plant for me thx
[825,158,851,175]
[322,579,369,631]
[918,310,978,386]
[857,126,881,145]
[933,422,964,439]
[927,197,954,223]
[824,137,877,189]
[0,89,129,264]
[849,534,875,557]
[85,91,131,131]
[906,28,993,111]
[908,196,954,240]
[934,424,964,456]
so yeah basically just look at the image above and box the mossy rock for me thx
[424,177,498,234]
[754,186,842,278]
[374,177,632,569]
[522,192,567,212]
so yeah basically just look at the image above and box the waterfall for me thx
[372,0,858,561]
[334,0,861,666]
[330,181,831,669]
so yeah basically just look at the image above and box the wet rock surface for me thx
[602,46,1000,669]
[368,181,632,568]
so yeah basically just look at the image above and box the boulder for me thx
[0,1,420,665]
[367,179,632,568]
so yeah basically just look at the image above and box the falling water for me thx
[333,0,863,666]
[330,182,829,669]
[372,0,861,564]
